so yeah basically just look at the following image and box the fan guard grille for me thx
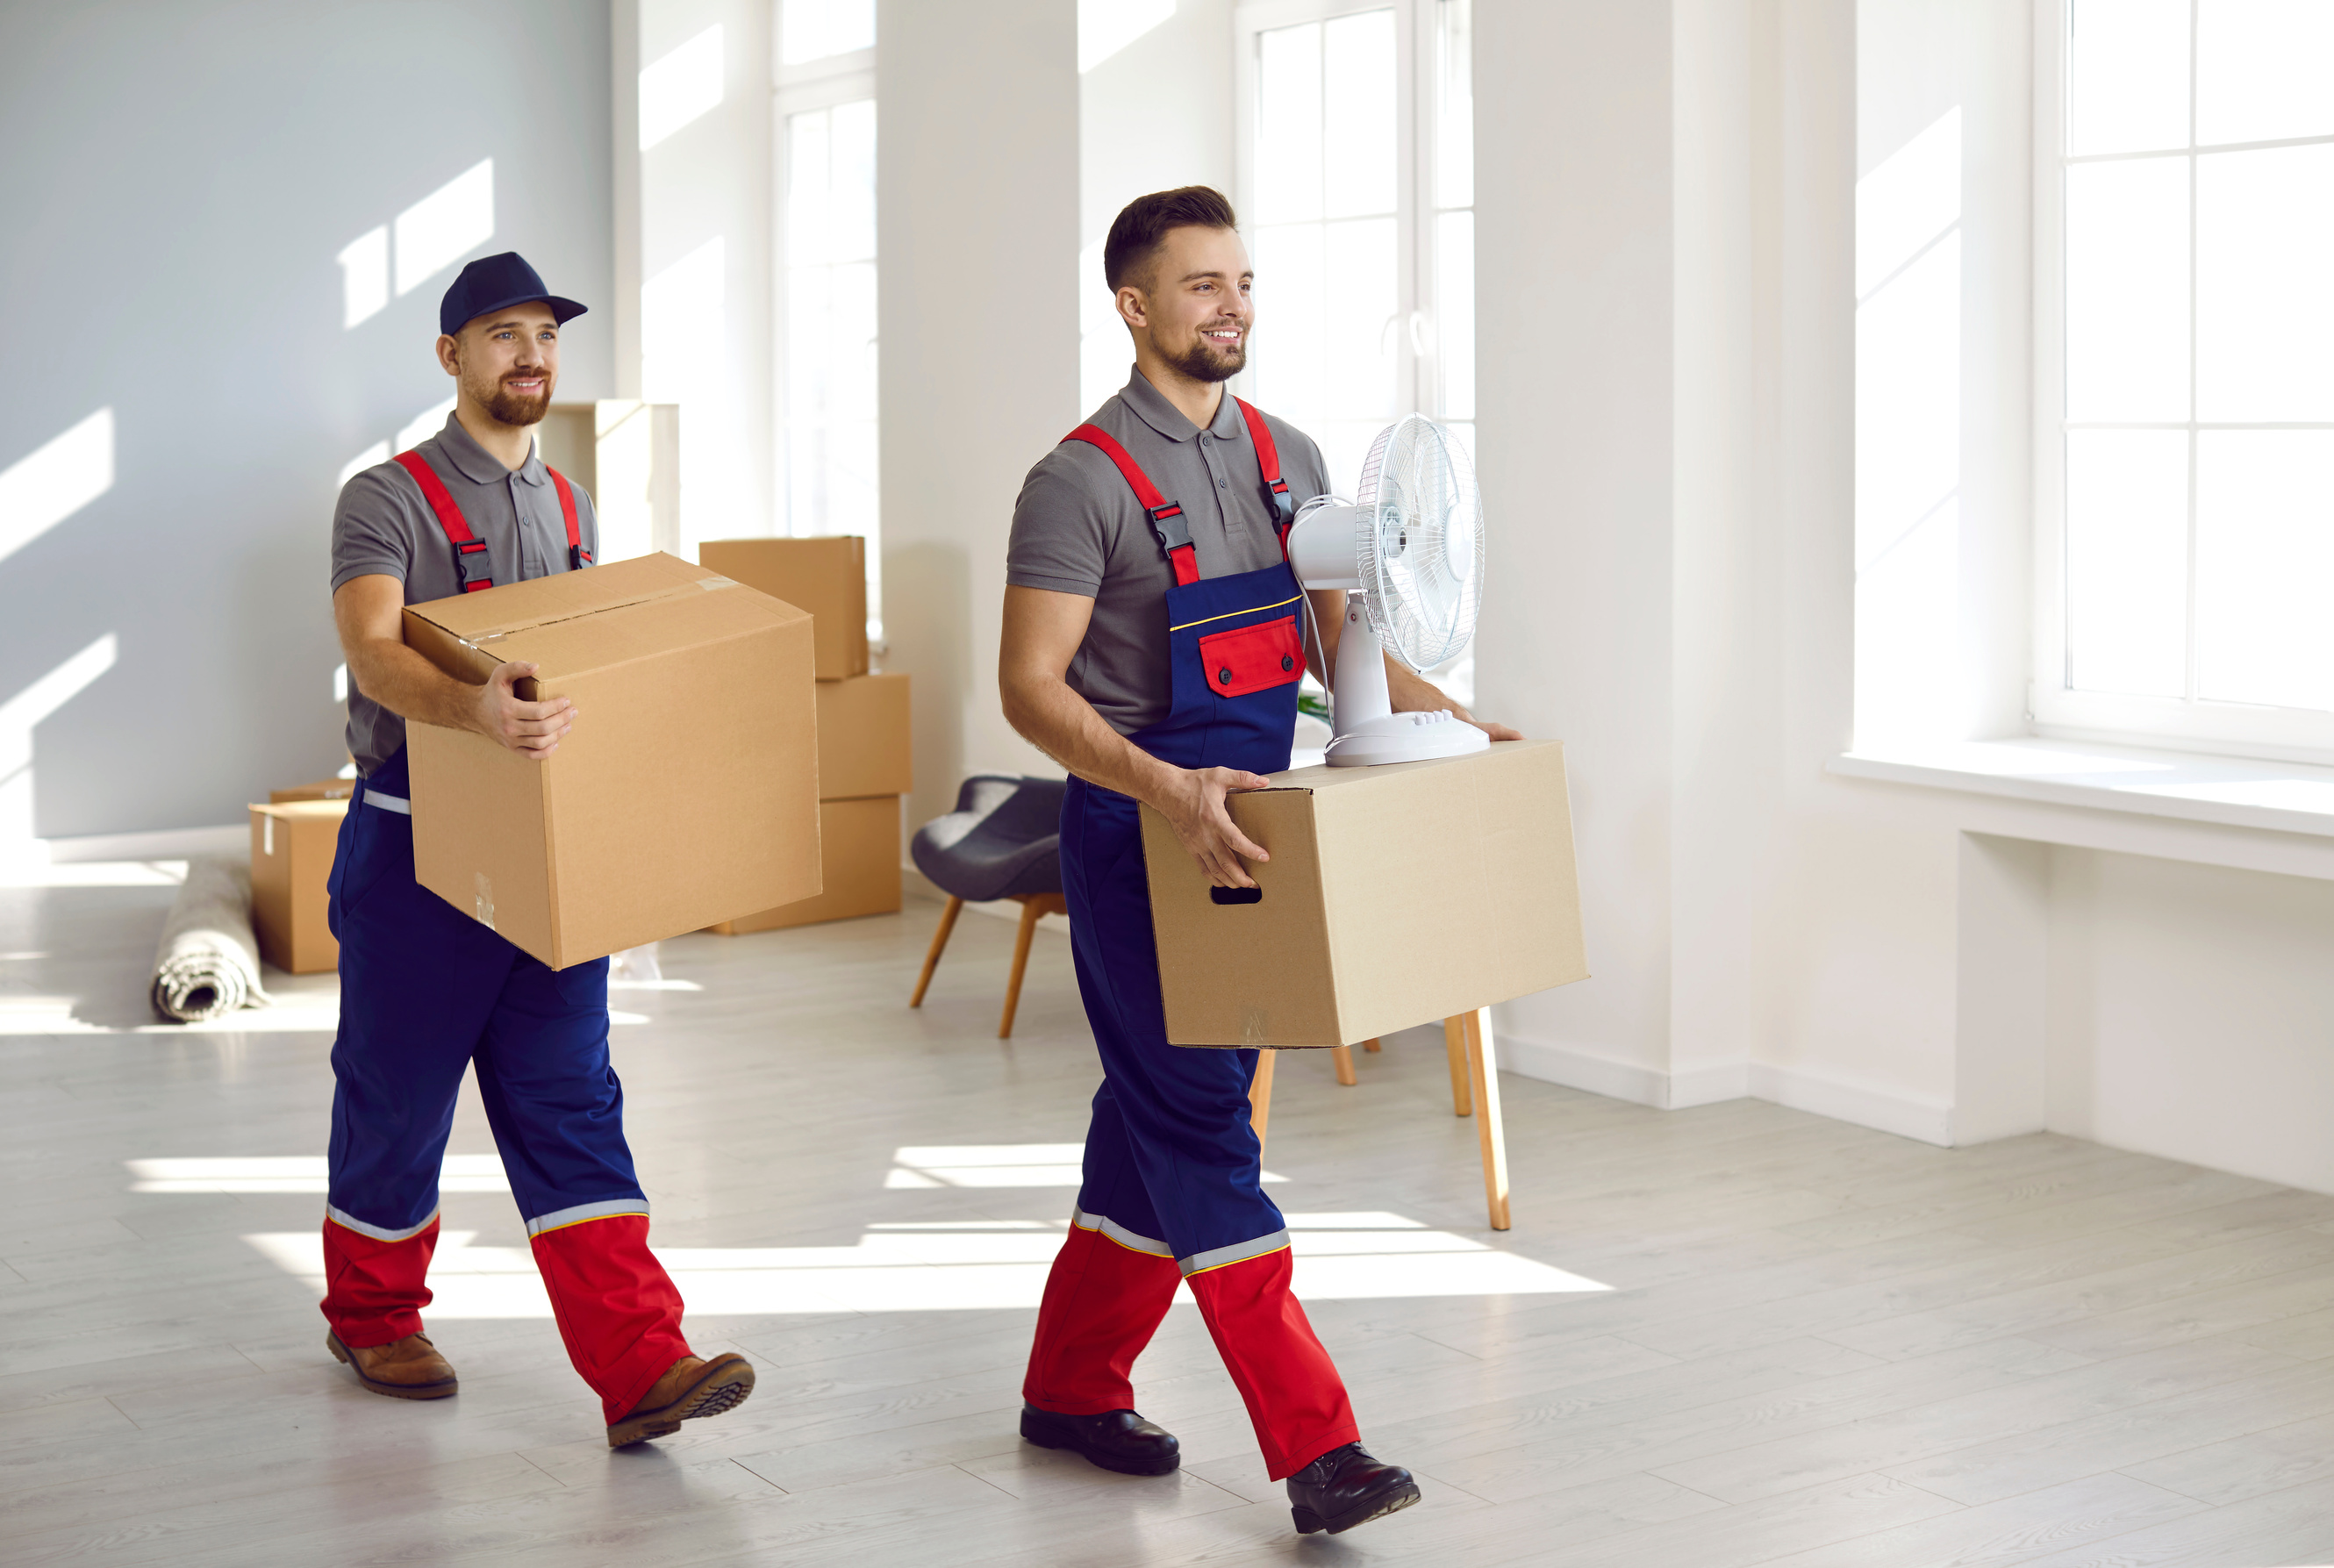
[1352,415,1484,672]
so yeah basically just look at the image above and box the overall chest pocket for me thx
[1198,613,1306,698]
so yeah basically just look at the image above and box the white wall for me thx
[877,0,1081,835]
[1472,0,2334,1194]
[1078,0,1234,414]
[0,0,612,848]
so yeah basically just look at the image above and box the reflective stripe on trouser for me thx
[320,747,689,1413]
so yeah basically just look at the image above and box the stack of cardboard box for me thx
[248,777,354,975]
[697,537,911,934]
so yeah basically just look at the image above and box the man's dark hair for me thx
[1104,186,1240,292]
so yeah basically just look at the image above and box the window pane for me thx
[782,0,873,65]
[2066,430,2189,697]
[2198,0,2334,146]
[1435,0,1473,210]
[1251,222,1327,424]
[2195,429,2334,708]
[2065,156,2189,422]
[1322,11,1396,218]
[1435,211,1475,420]
[2066,0,2190,157]
[2197,142,2334,422]
[1321,216,1399,421]
[1256,23,1323,224]
[829,99,877,263]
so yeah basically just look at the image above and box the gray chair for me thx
[908,776,1067,1037]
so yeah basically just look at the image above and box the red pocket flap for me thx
[1198,614,1306,698]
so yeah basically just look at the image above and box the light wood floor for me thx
[6,871,2334,1566]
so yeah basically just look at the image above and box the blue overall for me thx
[324,745,646,1244]
[1023,404,1358,1479]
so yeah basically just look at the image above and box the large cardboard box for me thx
[815,672,912,799]
[249,800,347,974]
[1139,739,1586,1048]
[270,777,354,804]
[710,796,901,933]
[698,537,869,680]
[402,551,822,969]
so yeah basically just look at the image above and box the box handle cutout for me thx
[1210,885,1263,906]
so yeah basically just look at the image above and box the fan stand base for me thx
[1324,711,1491,768]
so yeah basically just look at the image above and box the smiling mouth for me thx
[1202,328,1242,347]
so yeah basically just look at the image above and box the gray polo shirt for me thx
[331,413,600,777]
[1006,369,1330,735]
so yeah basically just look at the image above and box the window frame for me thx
[770,39,877,632]
[1229,0,1471,462]
[2030,0,2334,764]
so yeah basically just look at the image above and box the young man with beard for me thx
[322,252,752,1446]
[999,189,1515,1536]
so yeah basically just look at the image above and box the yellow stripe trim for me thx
[530,1211,638,1238]
[1169,592,1304,634]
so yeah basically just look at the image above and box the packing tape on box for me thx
[697,576,737,591]
[474,871,496,931]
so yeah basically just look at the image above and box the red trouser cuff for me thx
[1186,1247,1358,1480]
[1023,1221,1180,1414]
[320,1214,439,1347]
[530,1213,692,1423]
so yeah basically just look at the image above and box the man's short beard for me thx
[1161,334,1246,384]
[480,379,551,426]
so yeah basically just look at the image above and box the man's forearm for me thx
[348,640,486,735]
[1003,677,1179,807]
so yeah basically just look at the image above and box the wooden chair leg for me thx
[1463,1007,1512,1230]
[910,896,963,1007]
[1249,1049,1277,1150]
[1443,1016,1473,1117]
[999,896,1045,1038]
[1363,1037,1381,1052]
[1331,1044,1357,1086]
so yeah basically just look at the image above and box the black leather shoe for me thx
[1019,1403,1181,1476]
[1286,1442,1421,1535]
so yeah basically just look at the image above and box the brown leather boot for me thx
[326,1330,459,1400]
[605,1352,755,1447]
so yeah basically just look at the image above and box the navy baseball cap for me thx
[438,251,588,337]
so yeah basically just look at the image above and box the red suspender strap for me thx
[545,465,591,569]
[1232,397,1298,552]
[391,450,495,591]
[1062,424,1199,587]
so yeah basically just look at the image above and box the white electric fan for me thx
[1286,414,1488,767]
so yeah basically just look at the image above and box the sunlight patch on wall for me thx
[336,442,390,488]
[395,399,456,454]
[0,409,114,569]
[0,634,118,867]
[338,227,390,328]
[395,160,495,297]
[1079,0,1175,74]
[640,25,724,152]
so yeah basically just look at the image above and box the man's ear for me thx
[434,333,461,376]
[1115,285,1149,331]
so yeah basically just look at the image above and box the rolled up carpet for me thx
[150,857,272,1023]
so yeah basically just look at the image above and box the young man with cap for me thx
[999,189,1517,1536]
[323,252,752,1446]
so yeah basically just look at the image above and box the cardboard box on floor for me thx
[269,778,354,804]
[1139,738,1587,1048]
[249,800,347,973]
[814,671,911,798]
[698,537,868,680]
[709,796,901,934]
[401,551,823,969]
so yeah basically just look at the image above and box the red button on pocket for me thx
[1196,613,1306,698]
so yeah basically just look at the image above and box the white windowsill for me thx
[1829,738,2334,841]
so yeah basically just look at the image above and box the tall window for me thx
[1240,0,1476,494]
[776,0,880,635]
[2041,0,2334,758]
